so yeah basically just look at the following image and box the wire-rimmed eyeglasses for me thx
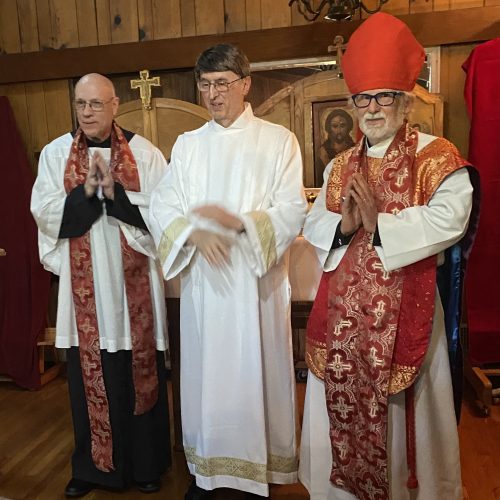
[351,91,403,109]
[73,98,115,112]
[197,76,246,93]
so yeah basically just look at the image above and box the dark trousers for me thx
[66,348,172,489]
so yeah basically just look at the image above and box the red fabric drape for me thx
[0,96,51,389]
[463,39,500,365]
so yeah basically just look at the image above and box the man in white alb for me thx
[149,44,307,499]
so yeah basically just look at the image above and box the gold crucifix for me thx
[130,69,161,110]
[327,35,346,78]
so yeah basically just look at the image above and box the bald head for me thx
[74,73,119,142]
[75,73,116,97]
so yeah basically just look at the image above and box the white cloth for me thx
[31,132,168,352]
[149,104,307,496]
[299,132,473,499]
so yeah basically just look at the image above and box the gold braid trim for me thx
[185,447,297,483]
[388,363,418,395]
[305,339,327,380]
[268,453,298,474]
[248,211,277,272]
[158,217,189,267]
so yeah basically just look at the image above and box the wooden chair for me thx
[37,325,64,386]
[36,275,64,386]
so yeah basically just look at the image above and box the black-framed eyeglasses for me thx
[197,76,245,93]
[351,91,403,109]
[73,98,115,112]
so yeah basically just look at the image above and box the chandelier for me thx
[289,0,389,21]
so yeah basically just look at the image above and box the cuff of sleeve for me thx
[372,224,381,246]
[331,222,355,249]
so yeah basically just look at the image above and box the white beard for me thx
[359,105,406,145]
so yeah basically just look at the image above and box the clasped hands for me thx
[84,151,115,200]
[340,173,377,236]
[188,205,244,268]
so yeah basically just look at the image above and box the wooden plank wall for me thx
[0,0,487,167]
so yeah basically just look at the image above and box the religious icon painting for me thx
[312,100,358,188]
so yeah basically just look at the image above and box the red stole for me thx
[64,123,158,472]
[306,123,465,499]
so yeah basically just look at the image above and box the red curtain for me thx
[463,39,500,365]
[0,96,51,388]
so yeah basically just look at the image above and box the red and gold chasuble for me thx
[64,123,158,472]
[306,123,467,499]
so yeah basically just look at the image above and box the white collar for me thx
[210,102,254,132]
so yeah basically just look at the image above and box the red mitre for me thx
[342,12,425,94]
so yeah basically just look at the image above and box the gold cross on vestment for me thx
[130,70,161,110]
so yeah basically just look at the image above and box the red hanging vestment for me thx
[463,39,500,365]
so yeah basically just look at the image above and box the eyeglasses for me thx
[351,91,403,109]
[197,76,245,93]
[73,98,115,111]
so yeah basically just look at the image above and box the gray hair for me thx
[194,44,250,81]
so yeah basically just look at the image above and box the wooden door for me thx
[115,97,210,161]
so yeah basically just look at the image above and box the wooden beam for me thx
[0,6,499,84]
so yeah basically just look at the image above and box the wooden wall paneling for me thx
[152,0,182,39]
[48,0,79,49]
[248,72,296,109]
[360,0,404,17]
[43,79,72,141]
[450,0,484,7]
[410,0,434,14]
[95,0,112,45]
[1,7,499,84]
[440,43,476,157]
[17,0,40,53]
[290,0,313,26]
[76,0,99,47]
[25,81,49,167]
[254,87,294,130]
[180,0,196,36]
[138,0,154,41]
[224,0,247,33]
[110,0,140,44]
[433,0,451,10]
[158,71,197,102]
[485,0,500,6]
[382,0,411,15]
[194,0,225,35]
[246,0,262,30]
[35,0,54,50]
[261,0,292,28]
[0,0,21,54]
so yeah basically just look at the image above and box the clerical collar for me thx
[71,127,135,147]
[210,102,254,132]
[365,134,397,159]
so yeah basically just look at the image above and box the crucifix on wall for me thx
[130,69,161,110]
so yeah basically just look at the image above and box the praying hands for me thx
[84,151,115,200]
[341,173,377,235]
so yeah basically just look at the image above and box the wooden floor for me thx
[0,375,499,500]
